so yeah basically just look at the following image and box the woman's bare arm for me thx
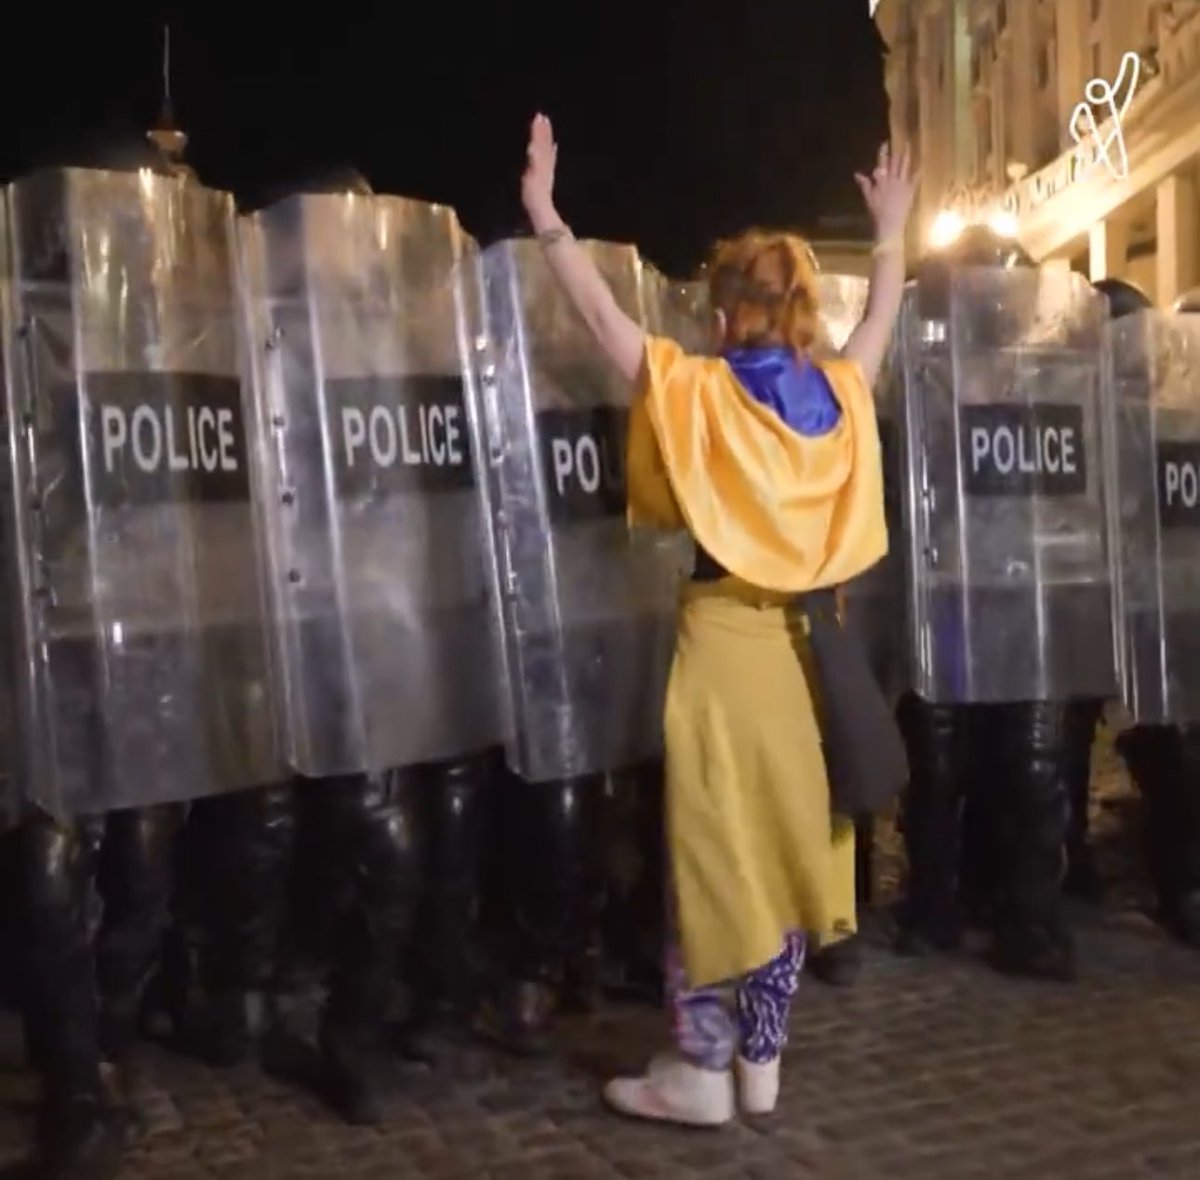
[841,143,917,387]
[522,115,646,382]
[841,244,905,387]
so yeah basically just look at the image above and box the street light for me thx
[929,209,965,249]
[988,209,1019,238]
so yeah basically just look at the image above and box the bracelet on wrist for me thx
[536,225,574,248]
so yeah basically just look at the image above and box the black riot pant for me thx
[897,695,972,949]
[407,753,495,1032]
[175,785,297,1062]
[1115,724,1200,947]
[16,805,181,1077]
[182,774,419,1118]
[11,804,179,1178]
[598,761,666,1002]
[483,773,605,1048]
[899,695,1078,978]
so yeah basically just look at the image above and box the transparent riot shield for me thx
[0,168,279,818]
[654,277,710,354]
[841,343,908,702]
[462,239,688,783]
[816,273,870,354]
[899,266,1116,704]
[0,459,14,828]
[237,194,501,777]
[1109,311,1200,724]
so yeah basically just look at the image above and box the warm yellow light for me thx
[929,209,965,250]
[989,209,1019,238]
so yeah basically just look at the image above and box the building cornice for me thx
[1001,10,1200,259]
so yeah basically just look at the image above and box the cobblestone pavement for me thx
[0,729,1197,1179]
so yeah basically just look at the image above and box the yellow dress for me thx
[627,337,886,988]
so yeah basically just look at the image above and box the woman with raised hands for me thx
[520,113,915,1126]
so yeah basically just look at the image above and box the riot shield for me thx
[840,338,907,701]
[815,273,870,355]
[236,194,501,776]
[653,276,710,354]
[0,167,278,817]
[461,239,688,783]
[899,266,1116,704]
[1108,310,1200,724]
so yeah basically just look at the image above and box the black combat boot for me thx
[1118,724,1200,949]
[405,753,492,1046]
[809,937,863,986]
[94,804,182,1069]
[986,702,1076,982]
[1062,699,1105,902]
[895,695,970,954]
[17,817,128,1180]
[478,773,603,1051]
[598,761,665,1004]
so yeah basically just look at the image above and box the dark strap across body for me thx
[689,543,906,816]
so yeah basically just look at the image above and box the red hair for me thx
[707,230,821,353]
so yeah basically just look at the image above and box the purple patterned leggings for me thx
[668,932,807,1071]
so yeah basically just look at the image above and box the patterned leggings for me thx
[668,932,807,1071]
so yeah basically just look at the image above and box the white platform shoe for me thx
[603,1053,735,1127]
[735,1055,781,1116]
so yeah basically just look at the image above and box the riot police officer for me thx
[460,239,688,1049]
[177,169,500,1120]
[1,130,277,1177]
[894,226,1117,981]
[1103,278,1200,950]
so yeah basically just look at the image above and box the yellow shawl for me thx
[626,337,886,591]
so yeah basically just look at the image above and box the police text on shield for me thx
[961,404,1088,497]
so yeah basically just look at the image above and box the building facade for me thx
[874,0,1200,307]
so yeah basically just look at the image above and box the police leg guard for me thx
[185,785,297,1067]
[598,761,665,1004]
[1063,698,1106,902]
[1118,724,1200,948]
[959,736,1006,930]
[316,771,420,1126]
[484,774,604,1054]
[94,804,183,1066]
[895,695,969,954]
[988,701,1076,982]
[408,754,491,1038]
[17,814,128,1180]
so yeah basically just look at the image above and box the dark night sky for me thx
[0,3,889,274]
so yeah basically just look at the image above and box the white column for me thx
[1156,170,1200,308]
[1089,217,1128,282]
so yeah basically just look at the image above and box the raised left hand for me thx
[855,143,917,241]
